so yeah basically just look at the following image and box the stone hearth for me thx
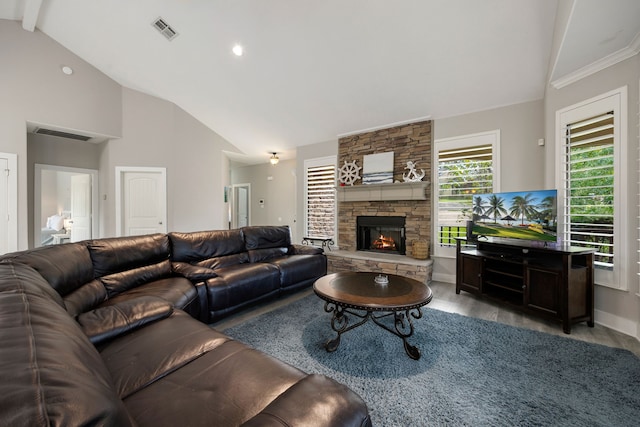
[327,250,433,284]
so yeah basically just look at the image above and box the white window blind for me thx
[556,87,627,290]
[437,144,493,247]
[305,162,336,239]
[562,112,615,270]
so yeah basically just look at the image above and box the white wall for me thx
[0,19,239,245]
[544,54,640,337]
[0,19,121,249]
[98,88,237,236]
[231,159,297,238]
[432,100,546,282]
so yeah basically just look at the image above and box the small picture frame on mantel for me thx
[362,152,394,184]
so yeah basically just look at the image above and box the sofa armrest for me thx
[76,296,173,345]
[172,261,218,281]
[289,244,324,255]
[241,374,371,427]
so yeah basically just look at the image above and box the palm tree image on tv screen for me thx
[470,190,558,242]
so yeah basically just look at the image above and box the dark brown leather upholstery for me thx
[0,229,371,427]
[170,225,327,322]
[0,263,135,427]
[243,225,292,249]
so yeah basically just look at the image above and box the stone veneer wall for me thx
[338,120,432,257]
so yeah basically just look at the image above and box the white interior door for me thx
[237,186,248,227]
[232,184,250,228]
[116,167,167,236]
[0,153,17,254]
[70,174,92,242]
[0,158,8,254]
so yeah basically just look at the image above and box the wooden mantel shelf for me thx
[336,181,429,202]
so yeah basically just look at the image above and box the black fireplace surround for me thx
[357,216,406,255]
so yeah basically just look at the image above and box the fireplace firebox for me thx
[356,216,406,255]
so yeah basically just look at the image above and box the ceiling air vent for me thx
[152,17,178,41]
[33,127,92,142]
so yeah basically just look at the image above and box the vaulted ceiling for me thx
[2,0,639,164]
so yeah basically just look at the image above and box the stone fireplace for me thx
[336,119,431,255]
[326,119,433,283]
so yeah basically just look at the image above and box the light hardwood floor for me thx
[214,280,640,357]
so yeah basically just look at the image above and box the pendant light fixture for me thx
[269,152,279,165]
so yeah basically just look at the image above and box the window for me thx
[304,156,337,240]
[434,131,500,257]
[557,87,627,289]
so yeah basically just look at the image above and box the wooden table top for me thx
[313,271,432,311]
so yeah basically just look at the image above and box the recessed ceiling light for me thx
[61,66,73,75]
[232,44,244,56]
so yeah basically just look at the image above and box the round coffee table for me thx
[313,271,433,360]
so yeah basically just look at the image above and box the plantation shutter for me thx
[437,144,493,246]
[562,112,614,269]
[306,163,336,238]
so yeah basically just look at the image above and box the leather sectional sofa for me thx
[0,225,371,427]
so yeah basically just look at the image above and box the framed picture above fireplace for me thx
[363,152,394,184]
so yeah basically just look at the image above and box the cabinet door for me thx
[525,267,560,315]
[457,254,483,294]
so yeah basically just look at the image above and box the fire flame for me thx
[372,234,396,250]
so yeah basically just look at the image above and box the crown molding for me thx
[337,115,432,138]
[551,32,640,89]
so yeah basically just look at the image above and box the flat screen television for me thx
[470,189,557,243]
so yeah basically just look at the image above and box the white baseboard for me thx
[594,309,638,338]
[435,273,639,341]
[432,272,455,284]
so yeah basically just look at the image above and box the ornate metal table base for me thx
[322,301,424,360]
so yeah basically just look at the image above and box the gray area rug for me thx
[224,294,640,426]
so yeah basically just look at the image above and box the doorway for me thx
[34,164,98,247]
[0,152,17,254]
[115,167,167,236]
[231,183,251,229]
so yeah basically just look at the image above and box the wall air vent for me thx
[33,127,92,142]
[152,17,179,41]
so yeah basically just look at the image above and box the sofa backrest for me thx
[0,262,134,427]
[242,225,292,263]
[0,242,105,316]
[0,242,94,296]
[169,229,246,261]
[242,225,292,250]
[88,234,172,298]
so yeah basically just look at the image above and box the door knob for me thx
[159,221,163,225]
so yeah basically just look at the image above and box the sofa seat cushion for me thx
[268,254,328,289]
[0,263,134,427]
[100,276,198,312]
[99,310,231,399]
[122,338,307,426]
[195,252,249,270]
[206,263,280,310]
[248,247,288,263]
[242,374,372,427]
[77,296,174,345]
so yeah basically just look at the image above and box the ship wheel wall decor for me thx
[338,160,362,186]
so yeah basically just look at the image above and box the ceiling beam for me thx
[22,0,43,32]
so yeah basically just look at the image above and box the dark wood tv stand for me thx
[455,238,594,334]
